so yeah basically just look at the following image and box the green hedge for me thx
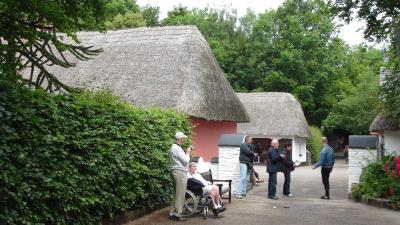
[306,126,323,163]
[0,81,191,224]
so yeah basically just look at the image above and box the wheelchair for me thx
[181,186,220,219]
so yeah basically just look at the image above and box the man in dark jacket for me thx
[282,143,295,197]
[235,135,254,199]
[267,139,283,200]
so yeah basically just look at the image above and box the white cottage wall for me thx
[348,148,376,191]
[218,146,242,192]
[385,131,400,155]
[292,137,307,163]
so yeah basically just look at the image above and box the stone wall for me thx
[218,146,242,192]
[348,148,376,191]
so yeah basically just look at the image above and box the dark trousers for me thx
[283,172,291,195]
[268,172,277,197]
[321,167,333,197]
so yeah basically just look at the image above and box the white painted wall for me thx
[292,136,307,163]
[217,146,242,192]
[348,148,377,191]
[385,131,400,155]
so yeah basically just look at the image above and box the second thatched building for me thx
[236,92,310,163]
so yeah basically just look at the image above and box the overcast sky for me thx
[137,0,374,47]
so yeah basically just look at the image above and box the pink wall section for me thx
[190,117,237,162]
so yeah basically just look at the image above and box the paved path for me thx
[125,161,399,225]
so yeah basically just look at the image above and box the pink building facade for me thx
[190,117,237,162]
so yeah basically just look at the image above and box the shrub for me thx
[0,81,191,224]
[357,155,400,204]
[306,126,323,162]
[358,156,393,201]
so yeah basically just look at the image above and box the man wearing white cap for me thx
[169,131,192,221]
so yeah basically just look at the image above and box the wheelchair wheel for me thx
[182,190,198,218]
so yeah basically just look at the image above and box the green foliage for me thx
[357,156,398,202]
[306,126,323,162]
[0,0,107,92]
[105,12,146,30]
[329,0,400,43]
[250,0,349,125]
[103,0,159,29]
[323,46,384,134]
[330,0,400,68]
[0,81,191,224]
[381,71,400,124]
[141,4,160,27]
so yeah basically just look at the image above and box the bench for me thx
[200,169,232,203]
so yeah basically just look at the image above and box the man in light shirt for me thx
[169,131,191,221]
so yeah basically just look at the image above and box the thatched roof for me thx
[369,115,399,132]
[46,26,249,122]
[236,92,310,138]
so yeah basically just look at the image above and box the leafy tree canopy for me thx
[323,46,384,134]
[329,0,400,124]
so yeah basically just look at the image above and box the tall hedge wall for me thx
[306,126,323,163]
[0,81,191,224]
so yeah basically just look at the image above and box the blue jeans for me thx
[268,172,277,197]
[236,163,250,195]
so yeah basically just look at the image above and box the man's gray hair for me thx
[322,137,328,142]
[244,135,251,142]
[271,139,279,145]
[189,162,197,168]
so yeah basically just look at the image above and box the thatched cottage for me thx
[236,92,310,163]
[369,68,400,155]
[48,26,249,161]
[370,115,400,155]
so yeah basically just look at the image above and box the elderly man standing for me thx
[235,135,254,199]
[170,131,191,221]
[313,137,335,200]
[267,139,283,200]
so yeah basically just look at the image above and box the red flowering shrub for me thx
[395,156,400,177]
[384,155,400,199]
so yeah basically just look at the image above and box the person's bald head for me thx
[271,139,279,148]
[322,137,328,144]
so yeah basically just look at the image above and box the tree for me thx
[103,0,149,30]
[329,0,400,124]
[247,0,348,125]
[0,0,106,92]
[104,12,145,29]
[141,4,160,27]
[329,0,400,66]
[323,46,384,134]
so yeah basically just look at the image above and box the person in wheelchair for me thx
[187,163,226,214]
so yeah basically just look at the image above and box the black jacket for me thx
[281,149,294,173]
[239,143,254,164]
[266,147,282,173]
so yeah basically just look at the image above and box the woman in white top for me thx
[188,163,225,213]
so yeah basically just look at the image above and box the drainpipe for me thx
[377,133,385,160]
